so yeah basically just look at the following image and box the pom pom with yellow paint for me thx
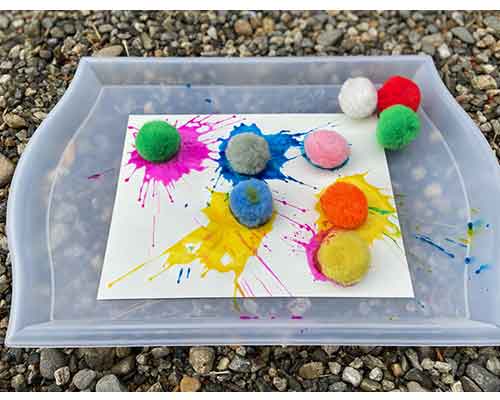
[316,230,370,286]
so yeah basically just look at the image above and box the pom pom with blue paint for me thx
[229,179,274,228]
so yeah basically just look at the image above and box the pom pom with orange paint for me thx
[320,182,368,229]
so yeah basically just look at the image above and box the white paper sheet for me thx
[98,114,414,299]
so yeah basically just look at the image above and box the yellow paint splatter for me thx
[315,173,401,244]
[107,191,275,296]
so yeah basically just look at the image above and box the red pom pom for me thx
[377,76,421,113]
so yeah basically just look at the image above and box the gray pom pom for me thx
[226,133,271,175]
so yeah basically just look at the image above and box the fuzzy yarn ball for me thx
[226,133,271,175]
[317,230,370,286]
[135,120,181,163]
[320,182,368,229]
[377,75,421,113]
[229,179,274,228]
[338,77,378,119]
[376,104,421,150]
[303,129,350,170]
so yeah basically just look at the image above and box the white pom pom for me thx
[338,77,378,119]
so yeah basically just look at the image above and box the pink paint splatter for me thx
[291,315,303,320]
[125,115,239,207]
[240,315,259,320]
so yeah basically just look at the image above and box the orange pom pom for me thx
[320,182,368,229]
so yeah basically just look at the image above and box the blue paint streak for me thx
[474,264,490,274]
[414,234,455,258]
[177,268,183,284]
[186,267,191,279]
[215,123,312,188]
[204,98,212,103]
[445,238,468,248]
[465,256,475,265]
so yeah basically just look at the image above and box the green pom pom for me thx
[135,120,181,162]
[376,104,421,150]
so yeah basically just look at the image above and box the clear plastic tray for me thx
[6,56,500,347]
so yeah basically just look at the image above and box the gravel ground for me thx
[1,10,500,392]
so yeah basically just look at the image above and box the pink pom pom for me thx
[304,129,350,169]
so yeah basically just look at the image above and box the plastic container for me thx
[6,56,500,347]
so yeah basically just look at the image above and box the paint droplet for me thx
[474,264,490,274]
[204,98,212,103]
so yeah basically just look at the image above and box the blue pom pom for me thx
[229,179,274,228]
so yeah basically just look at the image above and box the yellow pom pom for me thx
[317,231,370,286]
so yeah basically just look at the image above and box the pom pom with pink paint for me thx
[303,129,350,170]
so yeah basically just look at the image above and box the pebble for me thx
[360,378,381,391]
[217,357,230,371]
[407,381,428,392]
[460,376,482,392]
[94,45,123,57]
[451,380,464,392]
[273,376,287,391]
[234,19,253,36]
[81,348,115,371]
[40,349,68,380]
[451,27,475,44]
[316,29,343,47]
[342,366,362,387]
[180,375,201,392]
[434,361,452,373]
[96,374,127,392]
[404,368,434,390]
[421,358,435,370]
[472,75,498,90]
[72,369,97,390]
[484,16,500,34]
[189,347,215,374]
[486,357,500,376]
[369,367,384,381]
[328,361,342,375]
[228,355,251,373]
[391,363,403,378]
[11,374,26,391]
[151,347,170,359]
[330,381,347,392]
[3,113,27,129]
[0,153,15,187]
[299,362,324,379]
[54,366,71,386]
[466,363,500,392]
[148,382,163,392]
[110,355,135,376]
[382,379,395,391]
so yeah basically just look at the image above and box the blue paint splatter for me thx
[414,234,455,258]
[467,219,485,235]
[186,267,191,279]
[474,264,490,274]
[445,238,467,248]
[465,256,475,265]
[177,268,183,284]
[204,98,212,104]
[214,123,313,188]
[185,83,192,89]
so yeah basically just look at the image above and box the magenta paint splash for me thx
[125,115,239,207]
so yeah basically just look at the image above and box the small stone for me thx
[404,368,433,390]
[180,375,201,392]
[486,357,500,376]
[72,369,96,390]
[207,26,217,40]
[391,363,403,378]
[189,347,215,374]
[148,382,163,392]
[322,345,340,356]
[111,355,135,376]
[262,17,275,33]
[421,358,434,370]
[330,381,347,392]
[434,361,452,373]
[369,367,383,381]
[407,381,428,392]
[473,75,498,91]
[234,19,253,36]
[3,113,27,129]
[40,349,68,380]
[451,381,464,392]
[382,379,395,391]
[50,26,65,38]
[96,374,127,392]
[317,29,343,47]
[0,153,15,187]
[217,357,230,371]
[81,348,115,371]
[299,361,324,379]
[11,374,26,391]
[442,373,455,385]
[349,358,364,369]
[136,354,148,365]
[273,376,287,391]
[342,366,362,387]
[460,376,482,392]
[54,366,70,386]
[484,15,500,33]
[94,45,123,57]
[466,363,500,392]
[228,355,251,373]
[451,27,475,44]
[328,361,342,375]
[360,378,381,392]
[151,347,170,359]
[422,33,444,48]
[437,43,451,59]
